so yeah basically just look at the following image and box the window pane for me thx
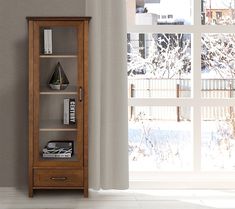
[201,106,235,171]
[135,0,192,25]
[128,33,191,98]
[129,106,193,171]
[201,33,235,98]
[202,0,235,25]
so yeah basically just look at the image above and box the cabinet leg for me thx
[28,188,33,198]
[84,187,88,198]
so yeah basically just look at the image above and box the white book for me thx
[44,30,49,54]
[47,29,52,54]
[43,153,72,158]
[64,99,70,125]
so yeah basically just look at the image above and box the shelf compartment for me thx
[35,142,81,166]
[39,27,77,55]
[39,132,78,162]
[40,85,77,95]
[40,120,77,132]
[40,59,78,89]
[39,95,77,125]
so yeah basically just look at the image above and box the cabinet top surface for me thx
[26,16,91,21]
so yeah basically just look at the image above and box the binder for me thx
[43,29,52,54]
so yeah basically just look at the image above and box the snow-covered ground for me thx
[201,120,235,171]
[129,120,192,171]
[129,120,235,171]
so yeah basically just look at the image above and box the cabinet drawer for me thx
[34,169,83,187]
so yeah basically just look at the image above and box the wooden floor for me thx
[1,187,235,209]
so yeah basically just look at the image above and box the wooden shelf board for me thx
[40,120,77,132]
[40,55,77,58]
[40,92,77,95]
[40,128,77,132]
[40,86,77,95]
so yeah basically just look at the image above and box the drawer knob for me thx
[50,177,67,181]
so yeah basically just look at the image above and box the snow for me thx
[129,119,235,171]
[129,120,193,171]
[128,33,235,80]
[205,0,233,10]
[145,0,192,24]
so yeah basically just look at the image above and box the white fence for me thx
[128,78,235,121]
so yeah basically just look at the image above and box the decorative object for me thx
[48,62,69,90]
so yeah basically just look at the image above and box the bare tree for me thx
[202,33,235,79]
[127,33,191,78]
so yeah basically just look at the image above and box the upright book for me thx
[43,29,52,54]
[64,98,76,125]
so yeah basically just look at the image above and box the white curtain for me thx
[86,0,129,189]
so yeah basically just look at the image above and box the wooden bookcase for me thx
[27,17,90,197]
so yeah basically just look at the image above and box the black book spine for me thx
[69,98,76,124]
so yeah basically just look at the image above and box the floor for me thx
[1,188,235,209]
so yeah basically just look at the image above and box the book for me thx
[44,140,73,150]
[43,29,52,54]
[42,146,72,154]
[43,29,49,54]
[43,153,72,158]
[69,98,76,124]
[47,29,52,54]
[64,98,76,125]
[64,99,70,125]
[42,140,73,158]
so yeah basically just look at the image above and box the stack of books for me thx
[42,141,73,158]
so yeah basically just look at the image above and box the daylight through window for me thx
[127,0,235,184]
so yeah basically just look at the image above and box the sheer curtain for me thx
[86,0,129,189]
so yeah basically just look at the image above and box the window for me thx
[127,0,235,188]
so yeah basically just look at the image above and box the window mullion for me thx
[194,0,201,26]
[127,0,136,27]
[192,31,201,172]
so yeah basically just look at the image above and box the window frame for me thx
[127,0,235,188]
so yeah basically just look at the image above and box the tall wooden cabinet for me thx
[27,17,90,197]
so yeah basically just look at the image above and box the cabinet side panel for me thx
[33,22,40,167]
[28,20,34,197]
[83,20,89,198]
